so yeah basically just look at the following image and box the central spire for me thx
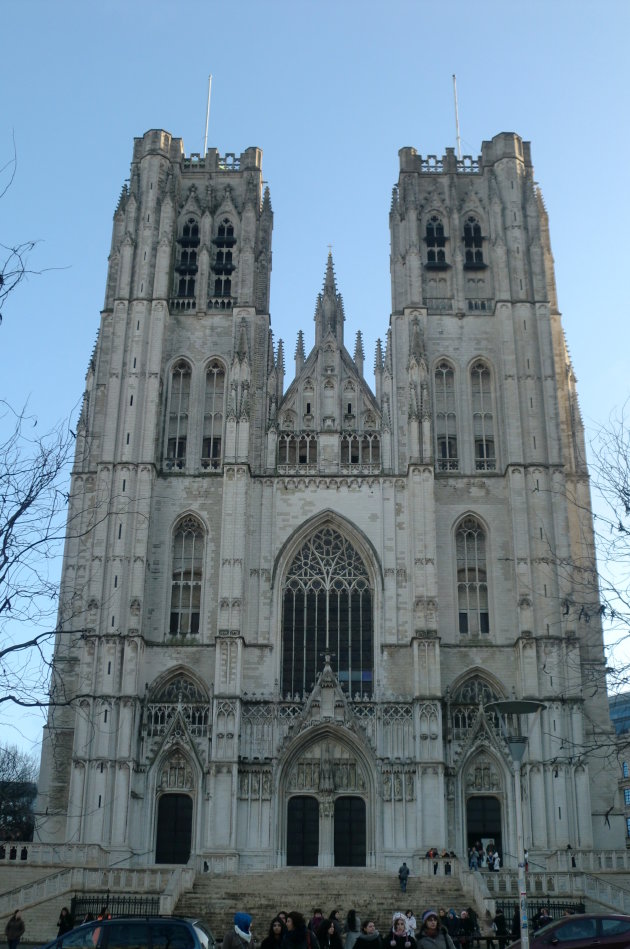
[314,251,345,346]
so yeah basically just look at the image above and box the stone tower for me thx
[36,129,622,870]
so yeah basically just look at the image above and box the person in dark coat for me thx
[4,911,25,949]
[284,912,319,949]
[416,911,456,949]
[262,917,286,949]
[57,907,74,937]
[492,910,508,949]
[223,913,256,949]
[353,921,383,949]
[317,919,342,949]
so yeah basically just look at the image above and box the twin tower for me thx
[36,128,621,869]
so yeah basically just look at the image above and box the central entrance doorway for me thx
[155,793,193,864]
[287,795,319,865]
[334,796,366,866]
[466,795,502,855]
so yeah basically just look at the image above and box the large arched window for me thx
[456,517,489,635]
[165,360,191,469]
[175,217,199,299]
[169,516,204,636]
[202,360,225,470]
[282,527,373,698]
[471,362,496,471]
[463,215,484,267]
[434,362,458,470]
[425,214,447,266]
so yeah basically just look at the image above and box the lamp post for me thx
[486,700,546,949]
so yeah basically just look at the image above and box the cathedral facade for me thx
[36,128,622,870]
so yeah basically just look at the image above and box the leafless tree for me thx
[0,139,37,328]
[0,401,77,713]
[0,743,38,840]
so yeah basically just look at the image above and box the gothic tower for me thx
[35,130,622,869]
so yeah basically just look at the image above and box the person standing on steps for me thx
[5,911,25,949]
[398,860,410,892]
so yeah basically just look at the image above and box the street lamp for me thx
[485,699,546,949]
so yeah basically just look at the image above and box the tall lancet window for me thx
[202,360,225,469]
[282,527,373,699]
[166,360,191,469]
[434,361,458,470]
[471,362,496,470]
[456,516,490,635]
[170,516,204,636]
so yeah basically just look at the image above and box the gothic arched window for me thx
[471,362,496,471]
[165,360,191,469]
[425,214,447,266]
[463,215,484,267]
[212,218,236,305]
[456,517,489,635]
[176,217,199,299]
[202,360,225,470]
[169,516,204,636]
[282,527,373,699]
[434,362,458,470]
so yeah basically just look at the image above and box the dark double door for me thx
[287,795,366,866]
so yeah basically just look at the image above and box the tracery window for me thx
[463,215,484,267]
[202,360,225,470]
[170,516,204,636]
[175,217,199,299]
[434,362,458,470]
[450,676,500,740]
[146,675,210,737]
[340,433,381,470]
[165,360,191,469]
[277,433,318,471]
[471,362,496,471]
[425,214,447,266]
[282,527,373,699]
[456,517,490,635]
[211,218,236,306]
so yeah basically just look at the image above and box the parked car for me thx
[509,913,630,948]
[37,916,215,949]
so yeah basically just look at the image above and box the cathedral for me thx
[35,128,622,871]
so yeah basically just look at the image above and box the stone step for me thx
[175,869,469,940]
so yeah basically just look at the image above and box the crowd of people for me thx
[224,905,522,949]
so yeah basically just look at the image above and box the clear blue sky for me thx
[2,0,629,751]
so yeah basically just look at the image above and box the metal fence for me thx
[495,898,586,925]
[71,893,161,921]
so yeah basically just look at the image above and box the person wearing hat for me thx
[223,913,256,949]
[416,911,456,949]
[387,913,416,949]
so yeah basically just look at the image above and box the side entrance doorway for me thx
[287,795,319,865]
[466,795,502,858]
[334,796,366,866]
[155,793,193,864]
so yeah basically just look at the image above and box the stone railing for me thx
[483,867,630,914]
[159,867,196,915]
[0,842,108,867]
[546,849,630,873]
[0,866,181,916]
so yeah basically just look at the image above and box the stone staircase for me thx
[175,868,469,941]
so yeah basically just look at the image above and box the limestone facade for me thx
[35,129,623,869]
